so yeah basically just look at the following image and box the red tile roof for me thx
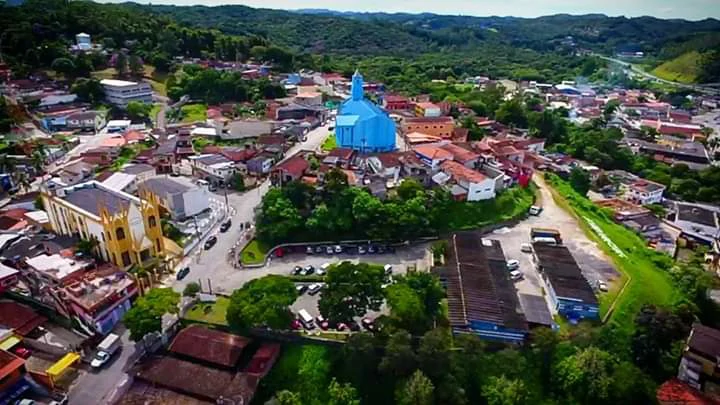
[385,95,409,103]
[257,135,284,146]
[168,325,251,368]
[221,148,257,162]
[414,145,453,161]
[123,130,146,143]
[441,160,487,184]
[656,378,719,405]
[244,343,281,376]
[328,148,354,161]
[0,301,47,336]
[440,143,480,164]
[405,116,454,124]
[373,152,403,168]
[0,350,25,382]
[275,154,309,177]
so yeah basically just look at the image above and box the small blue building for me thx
[335,71,396,153]
[533,243,600,321]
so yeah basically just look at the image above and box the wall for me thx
[464,320,526,343]
[465,178,497,201]
[182,188,210,218]
[404,122,454,138]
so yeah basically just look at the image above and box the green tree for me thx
[226,275,297,330]
[397,370,434,405]
[256,189,303,244]
[554,346,616,404]
[380,330,418,378]
[495,98,528,128]
[126,101,152,121]
[183,282,201,297]
[231,172,246,192]
[328,378,361,405]
[569,167,591,197]
[386,272,444,333]
[396,178,425,200]
[76,237,99,257]
[51,57,76,77]
[128,55,144,77]
[71,78,105,104]
[123,288,180,341]
[482,376,529,405]
[297,345,330,404]
[275,390,302,405]
[603,99,620,120]
[418,328,452,380]
[319,262,385,322]
[115,52,128,77]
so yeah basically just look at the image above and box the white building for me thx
[102,172,139,193]
[75,33,91,50]
[139,177,210,220]
[440,160,497,201]
[624,179,665,205]
[188,154,237,184]
[100,79,153,107]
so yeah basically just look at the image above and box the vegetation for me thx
[319,262,386,323]
[184,296,231,326]
[240,239,269,265]
[123,288,180,341]
[182,282,201,297]
[651,51,703,84]
[169,65,286,104]
[179,103,207,123]
[321,134,337,152]
[226,275,297,330]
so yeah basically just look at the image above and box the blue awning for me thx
[0,379,31,405]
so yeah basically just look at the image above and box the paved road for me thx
[68,327,135,405]
[169,124,332,292]
[597,55,720,95]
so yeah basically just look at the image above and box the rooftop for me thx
[533,244,597,304]
[442,232,527,331]
[140,177,192,197]
[102,172,137,191]
[0,350,24,382]
[441,160,487,184]
[687,323,720,360]
[656,378,717,405]
[63,267,135,311]
[168,325,251,368]
[413,144,453,161]
[121,163,155,175]
[630,180,666,193]
[518,293,553,326]
[0,300,47,335]
[440,143,480,164]
[676,204,718,228]
[25,253,90,282]
[274,154,309,178]
[100,79,141,87]
[60,181,138,217]
[404,116,454,124]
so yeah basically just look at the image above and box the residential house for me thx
[656,378,718,405]
[246,154,275,176]
[383,95,411,111]
[632,138,710,170]
[413,144,453,171]
[61,265,138,335]
[272,154,309,185]
[66,110,105,133]
[415,102,442,118]
[40,181,167,269]
[224,120,278,140]
[624,179,666,205]
[672,203,720,247]
[533,243,599,321]
[120,163,156,182]
[403,116,455,139]
[440,161,497,201]
[678,324,720,400]
[439,143,480,168]
[23,253,94,287]
[139,177,210,220]
[189,154,237,185]
[324,148,355,168]
[100,79,153,107]
[80,148,119,166]
[0,263,19,293]
[102,172,139,194]
[436,233,528,343]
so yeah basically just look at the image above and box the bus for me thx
[298,309,315,329]
[530,227,562,243]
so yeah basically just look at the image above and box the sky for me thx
[104,0,720,20]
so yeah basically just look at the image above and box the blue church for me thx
[335,71,396,153]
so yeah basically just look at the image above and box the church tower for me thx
[351,70,364,101]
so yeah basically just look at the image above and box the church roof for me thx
[337,115,360,127]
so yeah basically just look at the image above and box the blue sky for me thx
[105,0,720,20]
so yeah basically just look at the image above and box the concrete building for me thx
[624,179,666,205]
[335,71,396,153]
[75,33,91,50]
[677,324,720,400]
[188,154,237,185]
[414,102,442,118]
[403,116,455,139]
[40,181,167,269]
[23,253,93,287]
[139,177,210,220]
[100,79,153,107]
[440,161,497,201]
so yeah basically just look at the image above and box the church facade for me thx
[335,71,396,153]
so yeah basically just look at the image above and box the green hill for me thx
[651,51,703,83]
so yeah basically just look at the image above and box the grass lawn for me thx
[651,51,703,84]
[545,174,679,338]
[241,239,269,265]
[149,103,162,124]
[183,296,230,326]
[90,67,117,80]
[445,184,536,230]
[321,133,337,151]
[109,143,150,171]
[181,103,208,123]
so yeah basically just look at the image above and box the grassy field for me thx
[241,239,269,265]
[181,103,207,123]
[545,174,679,337]
[445,184,536,230]
[321,134,337,151]
[109,143,150,171]
[90,64,168,95]
[184,296,230,326]
[149,103,162,124]
[651,51,703,84]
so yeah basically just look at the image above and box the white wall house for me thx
[441,161,497,201]
[100,79,153,107]
[624,180,665,205]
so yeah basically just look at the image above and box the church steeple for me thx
[351,70,364,101]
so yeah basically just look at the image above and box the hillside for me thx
[651,51,703,84]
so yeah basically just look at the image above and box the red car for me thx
[336,323,348,331]
[290,319,302,330]
[13,347,31,358]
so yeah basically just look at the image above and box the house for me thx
[413,144,454,171]
[294,91,323,106]
[62,266,138,335]
[122,130,147,144]
[224,120,278,140]
[189,154,237,185]
[403,116,455,139]
[65,110,105,133]
[672,203,720,246]
[139,177,210,220]
[440,143,480,168]
[325,148,355,168]
[120,163,156,181]
[218,147,258,164]
[100,79,153,107]
[624,179,666,205]
[22,251,92,287]
[633,139,710,170]
[40,181,167,269]
[335,71,396,153]
[106,119,132,133]
[440,161,496,201]
[383,95,411,111]
[436,233,528,343]
[246,154,275,176]
[677,324,720,400]
[533,243,599,321]
[0,263,19,293]
[244,344,281,377]
[657,378,718,405]
[272,154,309,185]
[80,148,119,166]
[101,172,138,193]
[169,325,251,368]
[415,102,442,118]
[0,348,27,397]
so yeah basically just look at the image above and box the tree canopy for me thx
[123,288,179,341]
[318,262,386,322]
[226,275,297,330]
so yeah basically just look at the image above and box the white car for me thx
[510,270,524,281]
[521,243,533,253]
[529,206,543,216]
[597,280,609,292]
[506,259,520,270]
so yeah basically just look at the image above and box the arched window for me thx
[116,227,126,241]
[148,215,157,228]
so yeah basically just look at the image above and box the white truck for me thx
[91,333,121,368]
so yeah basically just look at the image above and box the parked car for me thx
[510,270,524,281]
[597,280,609,292]
[204,236,217,250]
[333,245,343,254]
[521,243,533,253]
[292,266,303,275]
[315,246,325,254]
[506,259,520,270]
[300,265,315,276]
[306,246,314,255]
[325,246,334,255]
[220,220,232,233]
[358,245,367,255]
[296,285,308,294]
[318,263,331,275]
[368,245,377,254]
[529,205,543,216]
[336,323,348,331]
[176,267,190,281]
[13,347,31,359]
[290,319,302,330]
[307,283,323,296]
